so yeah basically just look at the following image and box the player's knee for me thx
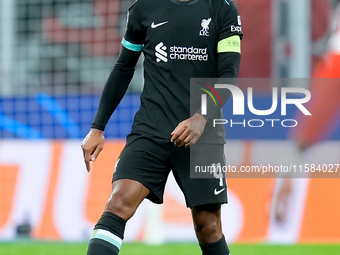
[105,191,138,220]
[194,218,220,236]
[192,204,222,242]
[104,179,149,220]
[194,220,222,244]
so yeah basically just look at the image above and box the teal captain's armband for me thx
[217,35,241,53]
[122,38,143,52]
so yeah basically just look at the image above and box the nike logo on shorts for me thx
[214,188,225,195]
[151,21,168,28]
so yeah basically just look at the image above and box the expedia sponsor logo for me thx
[231,25,242,33]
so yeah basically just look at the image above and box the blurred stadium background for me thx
[0,0,340,254]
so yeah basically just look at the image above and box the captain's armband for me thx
[217,35,241,54]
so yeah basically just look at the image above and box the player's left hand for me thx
[171,113,207,148]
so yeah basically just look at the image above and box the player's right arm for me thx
[82,2,146,172]
[81,47,141,172]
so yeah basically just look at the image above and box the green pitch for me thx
[1,241,340,255]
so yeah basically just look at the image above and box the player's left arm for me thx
[201,37,241,121]
[171,47,241,148]
[171,0,242,148]
[172,39,242,147]
[198,0,243,122]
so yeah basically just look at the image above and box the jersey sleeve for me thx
[196,1,242,121]
[216,0,243,43]
[122,1,146,52]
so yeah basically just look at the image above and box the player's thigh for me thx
[170,144,228,208]
[112,133,172,205]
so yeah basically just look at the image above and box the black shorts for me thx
[112,132,227,208]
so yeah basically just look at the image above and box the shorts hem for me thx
[186,199,228,208]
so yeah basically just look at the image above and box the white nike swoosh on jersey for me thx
[151,21,168,28]
[214,188,226,195]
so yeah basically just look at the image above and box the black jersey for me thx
[122,0,242,143]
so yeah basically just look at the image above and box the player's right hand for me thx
[81,128,105,172]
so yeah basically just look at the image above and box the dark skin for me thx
[171,113,207,148]
[81,113,223,244]
[81,112,207,169]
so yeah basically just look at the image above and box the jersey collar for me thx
[170,0,200,5]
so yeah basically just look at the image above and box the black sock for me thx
[87,211,126,255]
[199,235,230,255]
